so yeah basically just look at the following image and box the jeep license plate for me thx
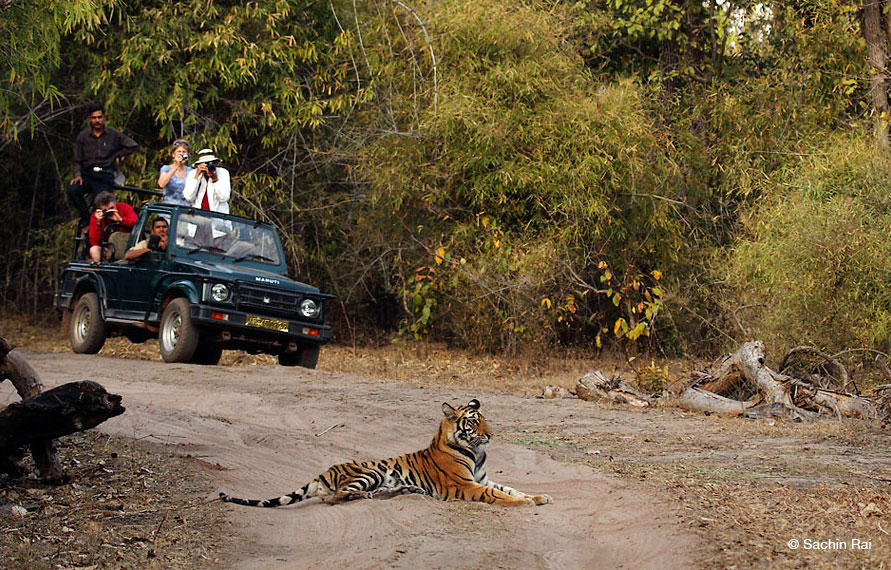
[245,315,289,332]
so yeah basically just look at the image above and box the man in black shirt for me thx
[66,103,139,226]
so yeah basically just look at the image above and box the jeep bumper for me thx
[189,305,331,345]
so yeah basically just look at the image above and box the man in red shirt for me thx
[88,191,137,262]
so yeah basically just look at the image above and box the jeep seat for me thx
[106,231,131,262]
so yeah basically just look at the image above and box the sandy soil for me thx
[17,352,699,570]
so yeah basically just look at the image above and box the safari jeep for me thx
[54,203,332,367]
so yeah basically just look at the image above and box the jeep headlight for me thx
[210,283,230,302]
[299,298,319,318]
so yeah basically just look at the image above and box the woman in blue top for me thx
[157,139,192,205]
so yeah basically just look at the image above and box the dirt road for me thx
[20,352,698,569]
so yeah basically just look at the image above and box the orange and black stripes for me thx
[219,399,553,509]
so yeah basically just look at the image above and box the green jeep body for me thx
[54,203,333,367]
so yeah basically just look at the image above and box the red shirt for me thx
[88,202,138,246]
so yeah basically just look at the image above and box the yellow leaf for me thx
[613,318,626,335]
[541,298,552,309]
[652,269,662,280]
[434,246,445,265]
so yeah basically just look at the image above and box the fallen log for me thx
[675,387,754,416]
[0,381,125,462]
[575,370,653,407]
[570,340,882,422]
[1,336,125,482]
[741,403,805,421]
[671,341,824,419]
[793,385,876,420]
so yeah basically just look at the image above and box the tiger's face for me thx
[442,399,492,450]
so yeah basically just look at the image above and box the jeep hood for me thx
[180,259,321,294]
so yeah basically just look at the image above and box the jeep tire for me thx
[159,298,200,363]
[70,292,107,354]
[279,345,319,369]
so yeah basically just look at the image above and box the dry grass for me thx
[1,432,228,570]
[0,316,700,397]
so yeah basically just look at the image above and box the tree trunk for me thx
[862,0,889,147]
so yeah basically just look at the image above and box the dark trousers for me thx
[67,170,115,224]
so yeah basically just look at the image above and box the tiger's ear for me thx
[467,399,480,410]
[442,402,457,419]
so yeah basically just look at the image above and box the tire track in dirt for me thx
[28,352,697,569]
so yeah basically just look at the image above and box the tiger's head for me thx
[441,399,492,451]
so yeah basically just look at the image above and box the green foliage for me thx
[717,136,891,354]
[0,0,886,360]
[347,0,689,353]
[73,0,366,149]
[636,361,674,395]
[0,0,115,139]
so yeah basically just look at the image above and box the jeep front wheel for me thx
[70,292,106,354]
[159,298,200,363]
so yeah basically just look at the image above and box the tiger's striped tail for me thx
[219,483,312,508]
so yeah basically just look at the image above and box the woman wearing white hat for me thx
[183,148,231,214]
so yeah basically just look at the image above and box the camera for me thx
[205,161,218,174]
[101,208,116,220]
[179,153,189,162]
[147,234,162,251]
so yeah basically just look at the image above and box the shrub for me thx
[717,135,891,354]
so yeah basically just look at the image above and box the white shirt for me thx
[183,167,231,214]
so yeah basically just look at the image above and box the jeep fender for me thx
[67,272,108,317]
[156,279,201,317]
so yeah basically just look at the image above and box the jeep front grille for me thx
[238,285,300,316]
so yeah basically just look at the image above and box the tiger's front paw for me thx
[531,494,553,505]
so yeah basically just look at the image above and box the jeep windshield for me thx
[172,210,283,266]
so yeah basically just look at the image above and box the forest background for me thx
[3,0,891,362]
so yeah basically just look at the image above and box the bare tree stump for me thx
[1,337,125,483]
[0,381,125,478]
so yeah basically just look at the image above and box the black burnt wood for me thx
[1,339,125,483]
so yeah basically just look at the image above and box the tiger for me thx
[219,399,553,508]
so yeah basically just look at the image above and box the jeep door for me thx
[121,248,170,319]
[118,213,172,319]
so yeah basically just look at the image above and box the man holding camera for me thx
[88,191,138,262]
[124,217,169,261]
[183,148,231,214]
[67,103,139,227]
